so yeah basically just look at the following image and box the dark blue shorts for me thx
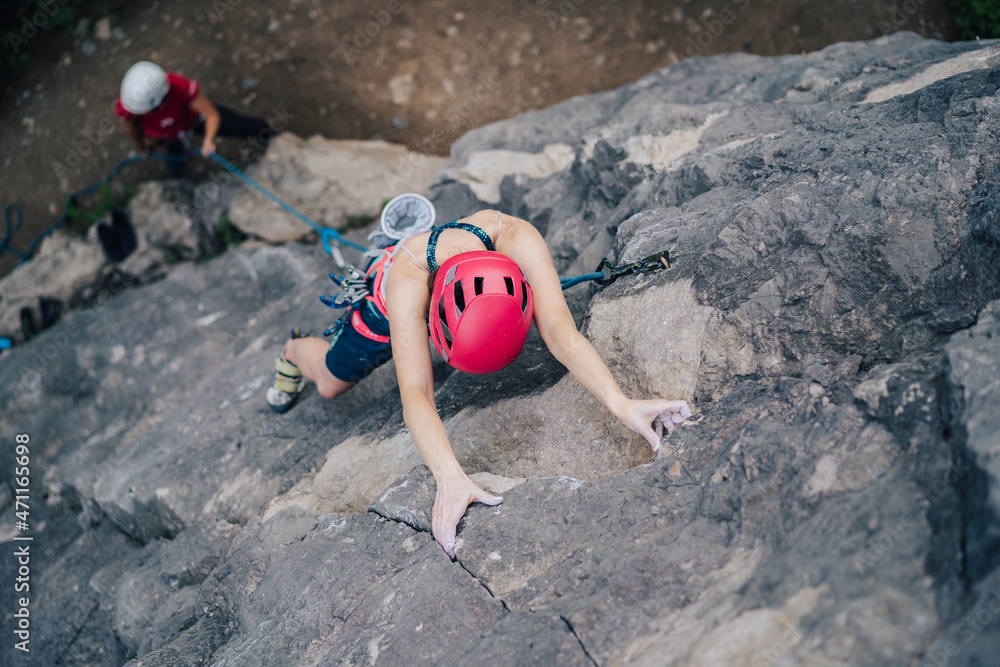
[325,300,393,383]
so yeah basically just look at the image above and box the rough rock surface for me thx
[0,230,107,342]
[123,180,224,271]
[0,180,222,344]
[2,33,1000,666]
[226,134,450,242]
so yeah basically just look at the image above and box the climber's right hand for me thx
[432,469,503,559]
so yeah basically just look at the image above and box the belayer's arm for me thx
[190,92,220,155]
[126,117,148,154]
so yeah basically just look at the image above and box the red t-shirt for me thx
[114,73,201,139]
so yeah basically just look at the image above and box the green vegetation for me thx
[950,0,1000,40]
[214,212,247,246]
[64,183,135,232]
[161,246,182,264]
[197,213,248,264]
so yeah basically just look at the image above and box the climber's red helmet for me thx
[429,251,534,374]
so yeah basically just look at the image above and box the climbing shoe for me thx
[265,328,312,413]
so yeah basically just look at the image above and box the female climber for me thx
[265,209,692,558]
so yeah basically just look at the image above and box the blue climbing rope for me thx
[560,273,606,290]
[2,144,669,301]
[207,152,367,262]
[1,151,187,265]
[2,204,27,261]
[1,153,155,265]
[1,150,364,269]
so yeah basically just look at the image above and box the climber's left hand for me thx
[619,399,692,453]
[201,137,216,156]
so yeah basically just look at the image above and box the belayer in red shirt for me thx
[114,61,273,176]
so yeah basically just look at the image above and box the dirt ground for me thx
[0,0,957,278]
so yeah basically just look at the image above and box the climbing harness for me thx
[319,257,391,341]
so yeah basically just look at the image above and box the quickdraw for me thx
[592,249,671,286]
[560,249,672,289]
[320,266,371,337]
[320,266,370,310]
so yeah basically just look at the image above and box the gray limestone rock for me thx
[225,134,448,242]
[126,180,224,267]
[0,230,107,342]
[2,32,1000,667]
[111,520,241,655]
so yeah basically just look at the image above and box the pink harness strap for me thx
[350,308,390,343]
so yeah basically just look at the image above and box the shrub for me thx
[949,0,1000,40]
[64,183,136,232]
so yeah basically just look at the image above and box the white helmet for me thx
[120,61,169,114]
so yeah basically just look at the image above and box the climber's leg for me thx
[285,336,356,400]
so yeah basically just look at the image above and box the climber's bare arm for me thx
[384,210,691,558]
[386,255,502,559]
[494,212,692,449]
[125,117,148,154]
[189,91,220,155]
